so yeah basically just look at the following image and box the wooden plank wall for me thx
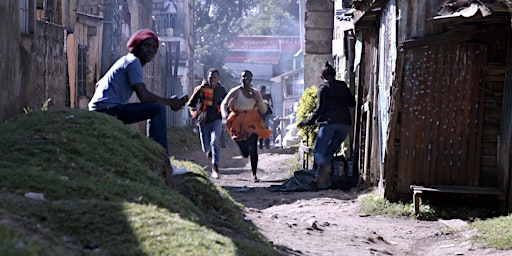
[480,27,509,188]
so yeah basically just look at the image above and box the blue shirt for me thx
[88,53,144,110]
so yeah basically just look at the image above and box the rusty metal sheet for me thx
[396,42,487,193]
[397,0,449,39]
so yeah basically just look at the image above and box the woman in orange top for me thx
[221,70,271,182]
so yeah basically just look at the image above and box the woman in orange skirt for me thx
[221,70,272,182]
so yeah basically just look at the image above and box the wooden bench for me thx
[410,185,505,215]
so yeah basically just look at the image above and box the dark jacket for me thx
[188,83,227,124]
[303,80,355,126]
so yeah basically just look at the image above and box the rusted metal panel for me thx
[397,0,447,41]
[353,0,510,204]
[397,0,511,41]
[395,42,487,194]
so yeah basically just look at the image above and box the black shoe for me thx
[259,144,263,149]
[317,164,331,185]
[310,182,318,192]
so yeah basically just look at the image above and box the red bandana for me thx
[126,29,159,52]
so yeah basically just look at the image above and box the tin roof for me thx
[435,0,511,21]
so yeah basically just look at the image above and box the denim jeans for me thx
[313,123,351,173]
[199,119,222,166]
[96,102,169,155]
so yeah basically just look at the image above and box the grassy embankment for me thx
[0,109,277,255]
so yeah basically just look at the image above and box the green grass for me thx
[359,194,435,219]
[470,214,512,250]
[359,193,512,250]
[359,194,415,217]
[0,109,277,255]
[285,146,300,174]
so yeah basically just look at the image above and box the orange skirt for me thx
[226,109,272,141]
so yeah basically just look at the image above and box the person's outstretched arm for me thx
[133,83,186,110]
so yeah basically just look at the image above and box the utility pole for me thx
[101,0,114,76]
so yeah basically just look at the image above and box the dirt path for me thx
[174,140,511,256]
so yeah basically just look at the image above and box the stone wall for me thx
[304,0,334,87]
[1,2,67,122]
[34,22,68,110]
[0,0,23,122]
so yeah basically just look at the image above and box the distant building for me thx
[152,0,195,126]
[225,35,303,122]
[333,0,354,81]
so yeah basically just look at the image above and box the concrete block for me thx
[305,11,334,29]
[306,0,334,12]
[305,28,333,42]
[305,39,333,54]
[304,54,333,87]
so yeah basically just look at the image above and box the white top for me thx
[221,85,267,118]
[233,90,257,110]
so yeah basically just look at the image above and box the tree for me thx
[239,0,300,36]
[194,0,253,86]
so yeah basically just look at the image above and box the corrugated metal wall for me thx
[395,42,487,193]
[397,0,447,40]
[355,0,511,206]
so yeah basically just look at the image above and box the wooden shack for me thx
[348,0,512,212]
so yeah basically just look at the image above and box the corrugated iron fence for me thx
[394,42,487,193]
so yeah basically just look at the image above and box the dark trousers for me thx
[259,138,270,148]
[96,102,168,155]
[236,134,259,175]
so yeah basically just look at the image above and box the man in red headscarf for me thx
[89,29,188,187]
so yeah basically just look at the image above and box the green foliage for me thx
[0,224,60,255]
[194,0,253,85]
[359,195,512,250]
[296,86,318,147]
[359,194,414,217]
[470,214,512,250]
[0,109,277,255]
[285,146,300,174]
[40,98,51,111]
[23,98,52,113]
[239,0,300,36]
[359,194,436,219]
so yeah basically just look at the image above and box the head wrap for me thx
[321,61,336,79]
[126,29,159,52]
